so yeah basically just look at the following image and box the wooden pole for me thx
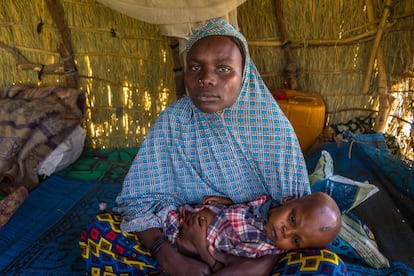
[274,0,298,90]
[0,41,64,79]
[362,0,393,94]
[374,49,394,132]
[45,0,79,88]
[365,0,393,132]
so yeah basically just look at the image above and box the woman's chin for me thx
[196,105,222,113]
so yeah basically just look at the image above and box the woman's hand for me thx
[138,228,210,275]
[157,244,211,275]
[211,251,280,276]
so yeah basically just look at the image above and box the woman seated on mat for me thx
[80,18,345,275]
[170,192,341,272]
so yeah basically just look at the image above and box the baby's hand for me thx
[180,213,216,267]
[202,195,234,206]
[180,213,208,246]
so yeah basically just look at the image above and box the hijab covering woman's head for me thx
[186,18,247,70]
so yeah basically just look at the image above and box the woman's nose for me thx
[199,70,215,86]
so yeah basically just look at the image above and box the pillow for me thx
[309,150,333,185]
[329,213,390,269]
[311,175,379,213]
[38,125,86,176]
[308,150,379,213]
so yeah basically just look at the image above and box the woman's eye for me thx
[217,66,231,73]
[190,65,201,72]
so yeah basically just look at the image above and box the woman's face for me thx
[184,35,243,113]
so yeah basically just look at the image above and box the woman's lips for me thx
[197,92,218,102]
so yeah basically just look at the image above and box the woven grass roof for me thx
[0,0,413,159]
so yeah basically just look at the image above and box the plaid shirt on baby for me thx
[164,195,284,258]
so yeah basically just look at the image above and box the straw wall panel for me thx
[0,0,176,149]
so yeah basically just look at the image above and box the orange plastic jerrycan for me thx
[273,90,326,154]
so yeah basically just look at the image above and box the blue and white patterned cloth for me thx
[115,18,310,233]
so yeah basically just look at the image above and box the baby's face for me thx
[265,195,339,251]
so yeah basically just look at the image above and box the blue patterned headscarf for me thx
[116,18,310,233]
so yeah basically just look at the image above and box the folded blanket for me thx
[0,84,85,195]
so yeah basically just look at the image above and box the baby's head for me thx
[265,192,341,251]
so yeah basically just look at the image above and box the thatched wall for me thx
[0,0,176,149]
[237,0,413,159]
[0,0,413,159]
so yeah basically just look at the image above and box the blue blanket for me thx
[0,175,121,275]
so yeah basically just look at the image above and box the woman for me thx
[80,18,311,275]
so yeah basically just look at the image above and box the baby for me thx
[167,192,341,271]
